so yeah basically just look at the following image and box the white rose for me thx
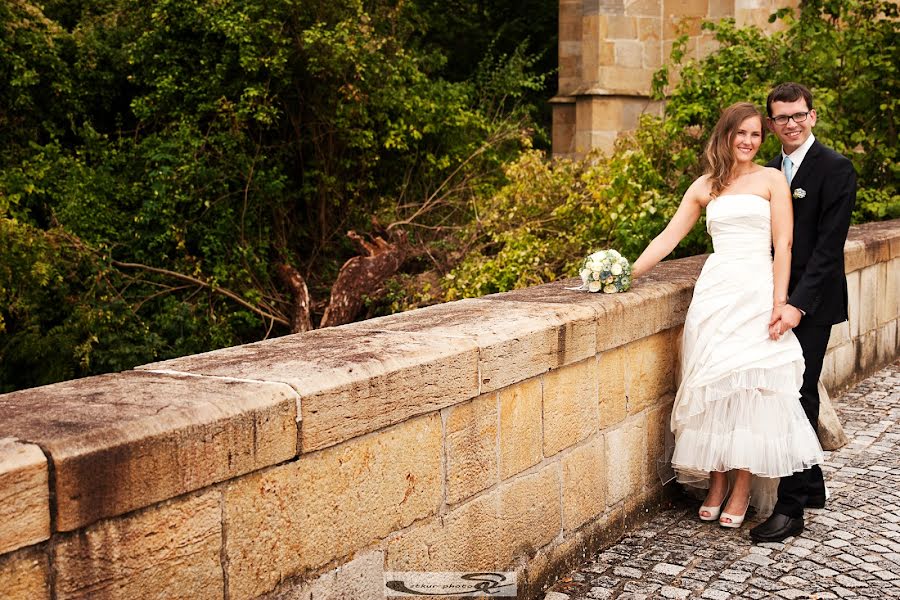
[590,250,607,261]
[611,263,623,275]
[603,284,617,293]
[580,268,591,282]
[588,281,602,292]
[608,250,621,259]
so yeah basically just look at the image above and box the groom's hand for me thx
[768,304,803,340]
[780,304,803,329]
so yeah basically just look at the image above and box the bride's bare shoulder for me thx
[761,166,784,180]
[685,174,713,206]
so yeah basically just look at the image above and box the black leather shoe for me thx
[750,513,804,543]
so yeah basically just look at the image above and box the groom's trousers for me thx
[773,321,832,519]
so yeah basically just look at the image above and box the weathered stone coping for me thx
[0,219,897,553]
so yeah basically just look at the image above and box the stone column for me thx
[553,0,797,158]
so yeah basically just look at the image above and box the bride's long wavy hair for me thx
[704,102,765,198]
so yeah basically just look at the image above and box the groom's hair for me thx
[766,83,814,116]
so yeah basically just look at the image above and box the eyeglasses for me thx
[770,111,811,126]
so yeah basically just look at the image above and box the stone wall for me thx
[0,219,897,600]
[553,0,799,156]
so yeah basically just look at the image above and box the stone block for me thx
[708,0,735,17]
[385,493,501,572]
[498,464,562,565]
[595,259,701,351]
[847,269,861,338]
[663,16,703,39]
[579,96,633,131]
[263,551,385,600]
[0,546,49,600]
[876,320,898,372]
[857,331,878,376]
[520,534,582,599]
[859,266,878,334]
[499,378,543,480]
[637,16,662,41]
[360,297,597,396]
[862,229,893,266]
[582,13,609,42]
[626,331,676,415]
[735,6,774,29]
[598,346,628,428]
[828,342,857,391]
[596,65,654,92]
[828,320,851,351]
[581,18,608,81]
[0,371,297,531]
[560,21,582,44]
[543,358,600,457]
[583,41,616,80]
[872,260,888,326]
[843,239,868,273]
[626,0,662,16]
[877,259,899,325]
[584,0,627,14]
[607,15,637,38]
[615,40,644,68]
[605,416,647,506]
[645,397,674,487]
[446,392,499,505]
[576,130,619,154]
[552,103,577,155]
[642,40,663,69]
[558,75,581,100]
[0,439,48,555]
[53,490,223,600]
[142,325,478,453]
[664,0,711,16]
[561,437,607,532]
[224,414,442,600]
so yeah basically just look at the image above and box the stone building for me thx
[552,0,796,157]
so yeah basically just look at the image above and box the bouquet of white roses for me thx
[573,249,632,293]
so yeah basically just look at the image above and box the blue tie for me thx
[783,156,794,185]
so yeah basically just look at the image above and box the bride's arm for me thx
[768,170,794,337]
[631,178,706,278]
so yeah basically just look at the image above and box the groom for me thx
[750,82,857,543]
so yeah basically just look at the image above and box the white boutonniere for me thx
[793,188,807,199]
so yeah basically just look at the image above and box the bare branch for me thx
[275,263,313,333]
[111,260,290,328]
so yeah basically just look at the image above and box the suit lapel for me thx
[788,140,822,190]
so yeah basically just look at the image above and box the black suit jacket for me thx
[766,139,856,326]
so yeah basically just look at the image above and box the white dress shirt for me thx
[781,133,816,179]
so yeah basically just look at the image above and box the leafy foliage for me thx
[0,0,543,391]
[447,0,898,299]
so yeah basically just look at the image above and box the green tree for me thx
[0,0,542,391]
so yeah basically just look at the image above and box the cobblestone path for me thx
[545,361,900,600]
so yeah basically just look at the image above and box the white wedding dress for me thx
[670,194,824,515]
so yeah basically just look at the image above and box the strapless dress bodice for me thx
[706,194,772,258]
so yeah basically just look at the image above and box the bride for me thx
[631,102,823,528]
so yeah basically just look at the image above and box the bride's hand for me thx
[768,319,784,341]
